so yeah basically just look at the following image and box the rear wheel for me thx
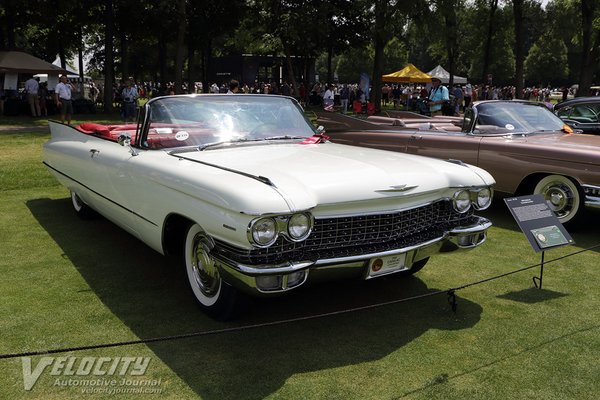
[70,191,96,219]
[184,224,240,320]
[533,175,584,227]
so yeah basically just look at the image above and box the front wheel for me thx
[533,175,584,227]
[184,224,240,320]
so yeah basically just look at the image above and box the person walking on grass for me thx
[55,75,77,124]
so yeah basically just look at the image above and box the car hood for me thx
[175,142,494,213]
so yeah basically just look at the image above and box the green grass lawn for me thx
[1,122,599,399]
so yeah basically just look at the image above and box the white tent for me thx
[427,65,467,84]
[34,56,92,84]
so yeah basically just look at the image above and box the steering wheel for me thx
[247,123,279,139]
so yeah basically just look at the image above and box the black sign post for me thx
[504,195,575,288]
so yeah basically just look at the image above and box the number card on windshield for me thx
[504,195,574,253]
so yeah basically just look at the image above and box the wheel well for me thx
[515,173,547,195]
[162,213,194,256]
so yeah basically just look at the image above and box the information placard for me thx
[504,195,574,252]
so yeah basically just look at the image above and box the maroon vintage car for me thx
[324,100,600,227]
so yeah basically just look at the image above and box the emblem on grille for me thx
[375,184,418,193]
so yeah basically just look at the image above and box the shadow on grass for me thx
[27,197,484,399]
[497,287,568,304]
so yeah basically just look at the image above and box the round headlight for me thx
[251,217,277,246]
[288,213,312,240]
[475,188,492,210]
[453,190,471,213]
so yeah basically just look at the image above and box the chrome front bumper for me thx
[215,216,492,295]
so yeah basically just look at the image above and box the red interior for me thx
[74,123,217,149]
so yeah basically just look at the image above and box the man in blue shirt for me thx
[428,77,449,116]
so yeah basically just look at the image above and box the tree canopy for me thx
[1,0,598,101]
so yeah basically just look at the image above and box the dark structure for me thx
[207,54,315,86]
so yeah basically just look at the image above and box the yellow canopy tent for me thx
[382,63,432,83]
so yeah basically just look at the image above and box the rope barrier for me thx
[1,242,599,360]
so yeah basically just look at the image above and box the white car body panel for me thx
[43,94,496,301]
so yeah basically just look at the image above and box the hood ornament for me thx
[375,184,418,193]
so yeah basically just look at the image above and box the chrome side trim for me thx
[583,185,600,209]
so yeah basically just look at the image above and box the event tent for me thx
[0,51,68,74]
[382,64,432,83]
[427,65,467,84]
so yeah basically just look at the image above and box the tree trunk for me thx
[201,39,213,94]
[158,34,167,85]
[578,0,599,97]
[443,0,458,88]
[103,0,114,113]
[119,29,129,81]
[174,0,186,94]
[327,45,333,83]
[284,47,299,97]
[481,0,498,84]
[78,29,85,97]
[371,0,387,113]
[513,0,524,99]
[4,0,16,49]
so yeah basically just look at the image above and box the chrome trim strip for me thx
[584,196,600,209]
[215,258,315,276]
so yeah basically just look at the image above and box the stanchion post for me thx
[533,251,545,289]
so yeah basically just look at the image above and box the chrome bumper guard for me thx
[215,216,492,295]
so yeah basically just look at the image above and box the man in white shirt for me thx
[121,79,139,123]
[55,75,77,124]
[24,76,40,117]
[464,83,473,109]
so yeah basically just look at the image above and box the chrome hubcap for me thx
[542,183,573,217]
[190,234,220,297]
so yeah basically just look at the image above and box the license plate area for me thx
[366,253,407,278]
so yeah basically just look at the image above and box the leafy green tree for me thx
[524,32,569,86]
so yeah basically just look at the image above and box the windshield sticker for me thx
[175,131,190,141]
[505,124,515,130]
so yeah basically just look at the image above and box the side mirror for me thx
[316,125,326,134]
[118,134,139,156]
[117,134,131,146]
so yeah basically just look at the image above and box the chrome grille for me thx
[215,200,475,265]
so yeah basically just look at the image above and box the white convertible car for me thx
[44,95,495,319]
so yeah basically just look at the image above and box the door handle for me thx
[410,135,422,140]
[89,149,100,158]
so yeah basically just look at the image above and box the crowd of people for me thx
[4,73,599,122]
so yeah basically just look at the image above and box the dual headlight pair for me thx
[249,213,313,247]
[452,187,493,213]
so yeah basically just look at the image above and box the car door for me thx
[556,103,600,134]
[405,131,482,166]
[82,134,142,237]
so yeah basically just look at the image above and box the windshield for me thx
[142,95,315,149]
[474,102,566,135]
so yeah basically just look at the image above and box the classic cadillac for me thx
[325,100,600,227]
[44,95,494,319]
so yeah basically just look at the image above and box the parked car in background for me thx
[554,96,600,135]
[549,90,574,101]
[43,95,495,319]
[325,100,600,227]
